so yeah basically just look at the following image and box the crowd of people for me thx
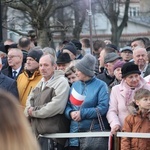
[0,36,149,150]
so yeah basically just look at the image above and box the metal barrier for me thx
[39,132,150,150]
[40,131,150,138]
[40,132,110,138]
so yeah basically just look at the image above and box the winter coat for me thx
[0,72,19,98]
[2,65,24,80]
[107,77,150,129]
[144,63,150,77]
[65,77,110,146]
[17,70,42,109]
[109,78,121,91]
[144,75,150,84]
[97,69,115,86]
[24,70,70,146]
[121,107,150,150]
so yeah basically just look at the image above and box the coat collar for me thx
[119,77,148,97]
[118,77,149,105]
[36,70,65,89]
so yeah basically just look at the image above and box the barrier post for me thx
[115,135,121,150]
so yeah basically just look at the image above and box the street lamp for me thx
[87,0,93,54]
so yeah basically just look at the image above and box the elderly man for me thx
[2,48,24,79]
[17,48,43,109]
[0,57,18,98]
[98,47,116,73]
[97,52,121,86]
[133,47,150,77]
[24,54,70,150]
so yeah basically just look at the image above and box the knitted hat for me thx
[56,53,71,64]
[63,42,77,56]
[27,49,43,63]
[75,54,96,77]
[121,62,141,78]
[104,52,121,64]
[113,60,126,71]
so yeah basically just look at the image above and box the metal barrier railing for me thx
[40,132,110,138]
[40,132,150,138]
[39,132,150,150]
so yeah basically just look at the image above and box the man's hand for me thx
[28,107,34,116]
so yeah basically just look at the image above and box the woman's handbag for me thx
[79,109,108,150]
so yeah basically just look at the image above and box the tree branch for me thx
[119,0,130,30]
[43,0,73,20]
[4,0,38,18]
[3,25,28,36]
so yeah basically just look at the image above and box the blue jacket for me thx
[65,77,110,146]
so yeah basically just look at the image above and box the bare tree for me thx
[72,0,88,40]
[97,0,130,46]
[3,0,73,47]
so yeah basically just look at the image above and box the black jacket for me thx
[97,69,115,86]
[2,65,24,80]
[0,72,19,98]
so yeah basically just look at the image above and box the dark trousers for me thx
[38,137,64,150]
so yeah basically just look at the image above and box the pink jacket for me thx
[107,77,150,129]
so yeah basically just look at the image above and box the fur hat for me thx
[75,54,96,77]
[121,62,141,78]
[56,53,71,64]
[63,42,77,56]
[113,60,126,71]
[27,49,43,63]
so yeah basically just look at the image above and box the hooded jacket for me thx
[24,70,70,146]
[121,104,150,150]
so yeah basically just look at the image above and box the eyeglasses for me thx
[7,55,20,59]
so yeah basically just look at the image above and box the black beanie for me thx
[63,42,77,56]
[71,39,82,50]
[27,49,43,63]
[121,62,141,78]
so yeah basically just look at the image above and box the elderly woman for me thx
[107,62,150,134]
[65,54,110,150]
[109,60,126,89]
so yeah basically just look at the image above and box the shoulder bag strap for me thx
[96,108,105,131]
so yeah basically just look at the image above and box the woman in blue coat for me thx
[65,54,110,150]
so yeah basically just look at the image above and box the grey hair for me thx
[42,47,56,57]
[41,54,56,66]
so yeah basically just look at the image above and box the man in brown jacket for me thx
[24,54,70,150]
